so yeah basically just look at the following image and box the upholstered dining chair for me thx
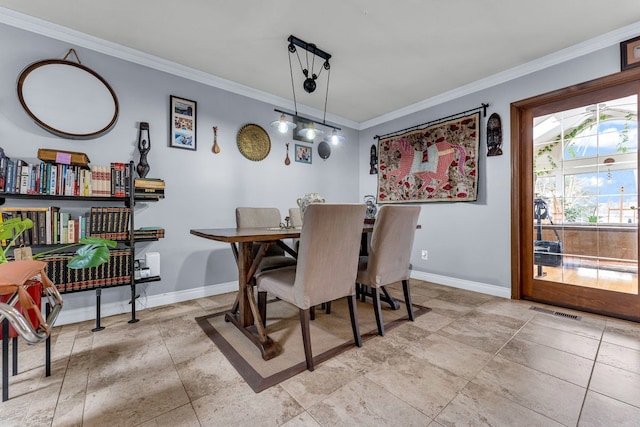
[356,205,420,336]
[256,203,366,371]
[235,207,297,272]
[288,207,302,228]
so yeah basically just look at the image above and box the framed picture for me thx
[295,144,312,164]
[620,35,640,71]
[170,95,197,150]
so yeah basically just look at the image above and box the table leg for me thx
[224,241,279,360]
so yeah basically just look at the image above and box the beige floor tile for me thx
[434,288,498,307]
[475,298,538,322]
[602,318,640,351]
[279,411,322,426]
[400,332,493,380]
[195,291,237,312]
[436,311,523,354]
[589,362,640,408]
[365,354,468,419]
[307,376,431,426]
[472,355,586,426]
[596,341,640,375]
[530,310,605,340]
[579,390,640,427]
[159,311,219,365]
[410,310,455,332]
[436,381,564,426]
[192,382,303,427]
[517,321,600,359]
[138,403,201,427]
[280,357,361,409]
[421,298,475,319]
[498,337,594,387]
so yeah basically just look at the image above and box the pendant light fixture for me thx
[270,35,344,143]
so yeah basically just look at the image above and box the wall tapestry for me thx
[377,112,479,203]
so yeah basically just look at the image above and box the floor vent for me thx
[529,306,581,321]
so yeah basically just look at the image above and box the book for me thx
[0,152,7,192]
[37,148,90,168]
[19,163,30,194]
[134,178,165,189]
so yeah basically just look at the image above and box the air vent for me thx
[529,306,581,321]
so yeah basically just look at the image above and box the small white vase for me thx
[297,193,325,218]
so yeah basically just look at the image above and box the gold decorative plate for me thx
[237,123,271,161]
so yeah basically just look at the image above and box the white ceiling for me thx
[2,1,640,128]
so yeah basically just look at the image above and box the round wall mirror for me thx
[17,59,119,139]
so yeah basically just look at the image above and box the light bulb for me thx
[331,129,339,145]
[306,123,315,139]
[277,114,288,133]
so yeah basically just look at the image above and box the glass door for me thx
[521,81,640,320]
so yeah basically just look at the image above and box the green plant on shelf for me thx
[0,217,116,267]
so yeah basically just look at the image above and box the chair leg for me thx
[300,309,314,371]
[402,279,415,321]
[258,291,267,326]
[372,288,384,336]
[347,295,362,347]
[325,301,331,314]
[310,306,316,321]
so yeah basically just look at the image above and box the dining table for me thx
[190,222,416,360]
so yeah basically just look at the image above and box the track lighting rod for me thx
[287,35,331,61]
[274,109,341,131]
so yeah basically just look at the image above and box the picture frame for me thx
[294,144,312,164]
[620,35,640,71]
[170,95,197,150]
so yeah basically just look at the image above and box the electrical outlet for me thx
[421,250,428,260]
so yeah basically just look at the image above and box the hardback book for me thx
[37,148,90,168]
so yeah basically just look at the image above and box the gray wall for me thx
[0,20,628,322]
[359,45,621,293]
[0,23,359,321]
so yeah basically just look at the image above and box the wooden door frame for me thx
[511,68,640,317]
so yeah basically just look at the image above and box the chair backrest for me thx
[235,207,284,256]
[364,205,421,286]
[288,207,303,228]
[294,203,366,308]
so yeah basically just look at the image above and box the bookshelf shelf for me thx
[135,276,161,284]
[0,161,165,331]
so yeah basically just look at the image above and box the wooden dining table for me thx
[190,222,419,360]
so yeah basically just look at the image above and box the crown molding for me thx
[1,7,638,132]
[0,7,359,130]
[359,20,640,130]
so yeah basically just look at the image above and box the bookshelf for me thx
[0,161,163,331]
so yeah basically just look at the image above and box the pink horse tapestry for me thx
[377,112,479,203]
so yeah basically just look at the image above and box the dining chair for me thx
[235,207,297,272]
[288,207,302,228]
[356,205,420,336]
[256,203,366,371]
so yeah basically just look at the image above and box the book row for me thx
[42,249,132,293]
[0,206,131,246]
[0,156,130,198]
[133,228,165,240]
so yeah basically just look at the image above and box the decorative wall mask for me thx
[486,113,503,156]
[17,49,119,140]
[369,144,378,174]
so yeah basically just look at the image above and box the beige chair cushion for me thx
[257,203,366,310]
[356,205,420,287]
[288,207,303,227]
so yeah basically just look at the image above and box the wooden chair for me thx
[356,205,420,336]
[256,203,366,371]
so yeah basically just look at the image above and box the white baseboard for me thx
[55,281,238,326]
[55,272,510,326]
[410,270,511,299]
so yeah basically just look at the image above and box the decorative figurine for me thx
[369,144,378,174]
[136,122,151,178]
[285,143,291,165]
[487,113,503,156]
[364,195,377,219]
[212,126,220,154]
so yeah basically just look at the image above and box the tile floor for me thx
[2,280,640,426]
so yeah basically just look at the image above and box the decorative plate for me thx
[237,123,271,161]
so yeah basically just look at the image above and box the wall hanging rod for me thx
[274,108,341,131]
[374,103,489,140]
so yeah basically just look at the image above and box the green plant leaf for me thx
[78,236,117,248]
[67,245,111,269]
[0,217,34,240]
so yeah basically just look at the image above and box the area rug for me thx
[196,297,430,392]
